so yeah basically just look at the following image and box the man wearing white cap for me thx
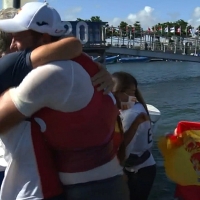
[0,2,128,200]
[0,3,83,200]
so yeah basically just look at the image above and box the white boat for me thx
[147,104,161,124]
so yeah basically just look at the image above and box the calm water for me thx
[107,61,200,200]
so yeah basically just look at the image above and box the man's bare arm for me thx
[91,62,114,94]
[30,38,113,94]
[30,37,82,68]
[0,91,25,133]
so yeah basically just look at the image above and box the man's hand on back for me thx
[91,62,114,95]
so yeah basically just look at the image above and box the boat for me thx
[147,104,161,124]
[149,58,165,62]
[92,55,150,64]
[105,55,119,64]
[92,55,119,65]
[118,56,149,63]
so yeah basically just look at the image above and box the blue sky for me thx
[0,0,200,28]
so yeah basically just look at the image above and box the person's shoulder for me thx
[50,60,79,66]
[121,104,145,121]
[43,60,86,73]
[0,49,31,66]
[3,49,30,58]
[27,61,72,80]
[0,51,22,63]
[134,103,146,113]
[11,50,32,69]
[0,51,32,93]
[0,51,27,73]
[120,108,138,121]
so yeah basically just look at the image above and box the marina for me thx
[1,1,200,200]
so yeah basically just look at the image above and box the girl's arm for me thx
[117,113,150,165]
[123,112,150,146]
[30,37,82,68]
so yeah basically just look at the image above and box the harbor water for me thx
[107,60,200,200]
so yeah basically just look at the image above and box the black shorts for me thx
[124,164,156,200]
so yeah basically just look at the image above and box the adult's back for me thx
[31,53,119,172]
[1,53,128,200]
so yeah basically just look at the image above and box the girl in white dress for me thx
[112,71,156,200]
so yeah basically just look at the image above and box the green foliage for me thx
[76,17,199,38]
[152,19,195,37]
[134,21,141,31]
[119,21,128,30]
[76,16,102,22]
[90,16,102,22]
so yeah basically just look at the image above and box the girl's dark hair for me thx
[112,71,149,115]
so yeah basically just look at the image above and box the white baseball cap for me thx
[0,2,67,36]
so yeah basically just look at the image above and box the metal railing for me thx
[105,36,200,55]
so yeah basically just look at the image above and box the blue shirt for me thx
[0,50,32,93]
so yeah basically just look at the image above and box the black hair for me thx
[112,71,149,115]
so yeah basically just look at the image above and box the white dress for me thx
[120,103,156,172]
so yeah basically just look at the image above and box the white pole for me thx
[195,38,197,55]
[2,0,38,9]
[2,0,13,8]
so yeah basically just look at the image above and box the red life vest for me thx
[175,184,200,200]
[29,53,118,198]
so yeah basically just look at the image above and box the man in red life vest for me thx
[0,2,128,200]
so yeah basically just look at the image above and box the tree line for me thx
[76,16,200,38]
